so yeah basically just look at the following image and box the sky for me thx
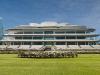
[0,0,100,33]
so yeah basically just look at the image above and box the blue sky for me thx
[0,0,100,33]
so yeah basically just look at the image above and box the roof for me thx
[6,21,95,32]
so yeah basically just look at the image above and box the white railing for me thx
[4,33,99,36]
[1,39,99,42]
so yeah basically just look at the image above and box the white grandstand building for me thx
[0,21,100,51]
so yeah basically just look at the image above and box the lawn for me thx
[0,54,100,75]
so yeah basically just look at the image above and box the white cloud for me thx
[27,21,70,27]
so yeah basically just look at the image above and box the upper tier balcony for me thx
[4,33,99,37]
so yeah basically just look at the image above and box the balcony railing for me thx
[1,39,99,42]
[4,33,99,36]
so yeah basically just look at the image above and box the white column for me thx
[85,31,86,34]
[21,42,23,45]
[43,31,44,34]
[66,42,67,45]
[53,31,55,34]
[75,31,76,34]
[22,36,23,40]
[76,42,78,45]
[31,42,32,45]
[43,31,44,40]
[76,36,77,39]
[9,42,10,45]
[23,29,24,34]
[85,42,86,45]
[53,31,55,40]
[88,42,89,45]
[42,42,44,46]
[94,37,96,40]
[54,42,56,45]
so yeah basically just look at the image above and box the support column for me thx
[23,29,24,34]
[76,42,78,45]
[43,31,44,40]
[9,42,11,45]
[85,31,87,34]
[43,31,44,34]
[42,42,44,46]
[94,37,96,40]
[76,36,77,39]
[31,42,32,45]
[54,42,56,46]
[75,31,76,34]
[88,42,90,45]
[2,42,4,45]
[53,31,55,34]
[66,42,67,45]
[85,42,86,45]
[21,42,23,45]
[53,31,55,40]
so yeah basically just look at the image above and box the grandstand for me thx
[0,22,100,53]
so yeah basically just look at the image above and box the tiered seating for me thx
[0,45,7,50]
[90,45,94,48]
[80,45,94,49]
[7,45,19,50]
[55,45,67,50]
[30,45,43,50]
[51,46,57,51]
[68,45,80,49]
[93,45,100,49]
[18,45,30,50]
[0,45,99,51]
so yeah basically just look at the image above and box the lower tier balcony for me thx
[1,39,100,42]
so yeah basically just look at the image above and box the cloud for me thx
[18,21,70,27]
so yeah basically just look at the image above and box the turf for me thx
[0,54,100,75]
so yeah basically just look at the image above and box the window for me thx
[55,32,65,34]
[13,42,21,45]
[78,42,85,45]
[55,36,65,39]
[14,32,23,34]
[44,31,53,34]
[66,32,75,34]
[15,37,22,39]
[44,36,54,40]
[56,42,65,45]
[77,36,85,39]
[23,36,32,39]
[44,42,54,45]
[66,36,75,39]
[23,42,31,45]
[24,32,33,34]
[76,32,85,34]
[33,36,43,39]
[0,42,2,45]
[33,42,43,45]
[34,32,43,34]
[67,42,76,45]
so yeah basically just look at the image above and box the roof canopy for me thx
[6,21,95,32]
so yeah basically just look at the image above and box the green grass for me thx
[0,54,100,75]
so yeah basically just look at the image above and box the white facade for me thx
[0,22,100,50]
